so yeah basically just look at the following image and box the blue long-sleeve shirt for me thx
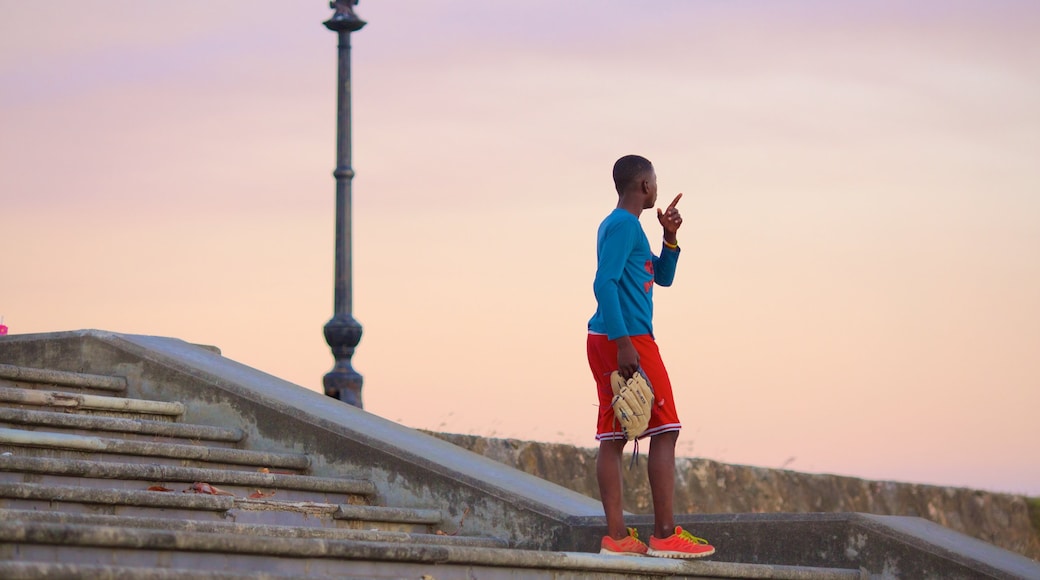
[588,208,680,340]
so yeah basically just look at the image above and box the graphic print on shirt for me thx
[644,259,654,293]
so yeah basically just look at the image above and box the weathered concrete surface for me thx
[0,407,243,441]
[0,362,127,391]
[0,330,606,551]
[431,433,1040,562]
[0,520,866,580]
[2,330,1035,578]
[0,454,374,496]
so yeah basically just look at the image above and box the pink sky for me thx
[2,1,1038,496]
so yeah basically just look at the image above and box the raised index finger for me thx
[666,193,683,210]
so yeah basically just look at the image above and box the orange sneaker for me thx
[647,526,715,559]
[600,527,648,556]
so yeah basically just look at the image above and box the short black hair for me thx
[612,155,653,195]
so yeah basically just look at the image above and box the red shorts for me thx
[587,333,682,441]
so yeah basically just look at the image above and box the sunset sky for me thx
[2,1,1038,496]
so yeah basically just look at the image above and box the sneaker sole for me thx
[647,547,716,559]
[599,549,647,557]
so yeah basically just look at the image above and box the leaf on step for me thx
[256,467,293,474]
[248,489,275,499]
[147,485,174,492]
[184,481,235,496]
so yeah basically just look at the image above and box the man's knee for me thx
[599,439,627,455]
[650,430,679,447]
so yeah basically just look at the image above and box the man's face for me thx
[643,169,658,209]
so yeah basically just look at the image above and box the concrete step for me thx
[333,504,444,531]
[1,509,509,548]
[0,480,234,517]
[0,386,182,417]
[0,520,867,579]
[0,482,446,532]
[0,563,300,580]
[0,427,309,471]
[0,455,374,504]
[0,407,243,445]
[0,480,233,511]
[0,363,127,393]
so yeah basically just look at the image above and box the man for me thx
[587,155,715,559]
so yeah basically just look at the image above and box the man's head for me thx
[613,154,658,209]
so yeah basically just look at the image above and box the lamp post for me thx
[322,0,366,408]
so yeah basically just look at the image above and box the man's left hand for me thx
[657,193,683,241]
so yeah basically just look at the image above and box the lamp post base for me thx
[323,313,363,407]
[324,367,363,408]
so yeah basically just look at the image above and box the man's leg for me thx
[648,430,678,538]
[597,438,628,539]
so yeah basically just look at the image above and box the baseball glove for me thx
[609,370,654,440]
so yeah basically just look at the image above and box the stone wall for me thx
[431,432,1040,561]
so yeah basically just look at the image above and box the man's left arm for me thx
[655,193,684,286]
[654,245,680,286]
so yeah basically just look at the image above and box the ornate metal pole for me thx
[322,1,366,407]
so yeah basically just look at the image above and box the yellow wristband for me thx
[663,239,679,249]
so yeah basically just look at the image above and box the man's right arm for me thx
[614,335,639,379]
[592,221,640,378]
[592,222,632,340]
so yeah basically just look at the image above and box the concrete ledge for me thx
[591,512,1040,580]
[0,363,127,392]
[0,455,374,496]
[0,386,182,415]
[0,427,310,470]
[0,521,864,579]
[0,407,244,442]
[855,514,1040,580]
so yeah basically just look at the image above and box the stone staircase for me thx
[0,362,525,576]
[0,331,1036,579]
[0,360,864,579]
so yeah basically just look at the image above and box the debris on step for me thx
[184,482,235,496]
[436,507,470,536]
